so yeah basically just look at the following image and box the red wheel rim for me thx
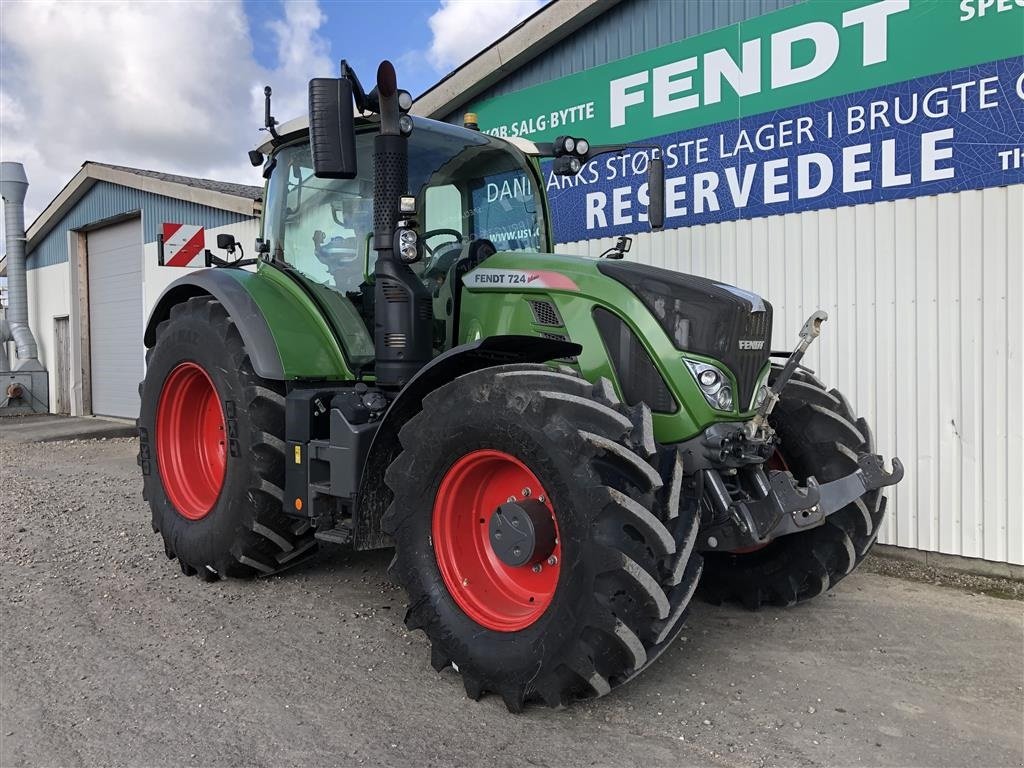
[156,362,227,521]
[432,449,561,632]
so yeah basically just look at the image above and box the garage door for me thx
[88,218,143,418]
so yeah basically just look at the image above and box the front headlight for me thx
[684,359,735,412]
[716,387,733,410]
[748,364,771,410]
[397,228,419,263]
[754,385,768,408]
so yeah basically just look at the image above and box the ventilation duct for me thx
[1,161,41,370]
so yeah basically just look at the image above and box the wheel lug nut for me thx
[506,496,516,503]
[522,487,531,497]
[462,578,469,586]
[547,555,558,566]
[538,496,545,503]
[532,564,542,573]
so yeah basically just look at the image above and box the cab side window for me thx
[424,184,464,235]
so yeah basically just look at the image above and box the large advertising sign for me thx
[468,0,1024,243]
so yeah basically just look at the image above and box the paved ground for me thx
[1,429,1022,768]
[1,414,136,443]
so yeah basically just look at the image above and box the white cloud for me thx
[426,0,543,71]
[0,0,332,222]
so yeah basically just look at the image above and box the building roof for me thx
[88,163,262,201]
[411,0,619,120]
[25,161,262,254]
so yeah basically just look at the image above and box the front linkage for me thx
[681,311,904,554]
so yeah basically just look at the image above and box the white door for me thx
[87,218,143,418]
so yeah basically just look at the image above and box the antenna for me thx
[264,86,280,141]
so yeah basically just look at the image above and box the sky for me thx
[0,0,544,226]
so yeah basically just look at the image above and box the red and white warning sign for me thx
[161,223,206,267]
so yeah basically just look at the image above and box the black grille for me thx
[528,299,563,327]
[736,311,770,407]
[598,261,772,408]
[593,308,677,414]
[381,281,408,303]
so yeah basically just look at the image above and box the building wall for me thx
[25,213,258,417]
[558,185,1024,565]
[25,261,71,409]
[27,180,255,270]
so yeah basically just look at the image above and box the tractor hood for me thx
[595,260,773,409]
[459,251,774,442]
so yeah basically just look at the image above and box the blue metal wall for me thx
[27,181,254,270]
[444,0,803,123]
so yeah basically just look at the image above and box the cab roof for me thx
[256,114,540,157]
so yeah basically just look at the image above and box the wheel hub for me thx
[488,500,557,568]
[432,449,561,632]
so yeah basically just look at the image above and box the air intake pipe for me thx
[371,61,433,388]
[1,161,40,368]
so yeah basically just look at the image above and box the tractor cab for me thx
[259,117,549,358]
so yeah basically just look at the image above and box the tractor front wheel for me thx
[137,296,316,579]
[701,369,886,608]
[383,364,703,711]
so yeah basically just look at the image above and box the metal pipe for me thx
[0,309,11,372]
[0,161,39,364]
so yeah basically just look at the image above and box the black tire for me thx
[701,368,886,609]
[137,295,316,580]
[381,364,703,711]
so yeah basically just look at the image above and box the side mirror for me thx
[648,152,665,231]
[216,233,237,251]
[308,77,358,179]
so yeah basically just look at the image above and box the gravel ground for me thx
[1,433,1022,768]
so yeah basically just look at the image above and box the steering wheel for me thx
[421,229,464,256]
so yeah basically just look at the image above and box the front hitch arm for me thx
[699,452,904,552]
[747,310,827,438]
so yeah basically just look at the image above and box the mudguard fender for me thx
[352,335,582,550]
[145,268,353,381]
[145,270,285,379]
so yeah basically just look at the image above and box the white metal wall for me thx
[559,185,1024,566]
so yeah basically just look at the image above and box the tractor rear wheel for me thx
[701,368,886,609]
[137,296,316,580]
[382,364,703,711]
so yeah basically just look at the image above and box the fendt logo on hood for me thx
[463,268,579,292]
[739,339,765,350]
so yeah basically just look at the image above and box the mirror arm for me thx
[264,86,281,142]
[340,60,373,114]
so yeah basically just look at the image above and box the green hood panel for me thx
[459,251,757,443]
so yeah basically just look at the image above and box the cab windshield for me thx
[263,120,547,296]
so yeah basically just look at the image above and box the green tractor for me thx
[138,61,902,711]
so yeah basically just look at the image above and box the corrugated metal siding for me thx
[444,0,804,123]
[559,185,1024,565]
[27,181,253,270]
